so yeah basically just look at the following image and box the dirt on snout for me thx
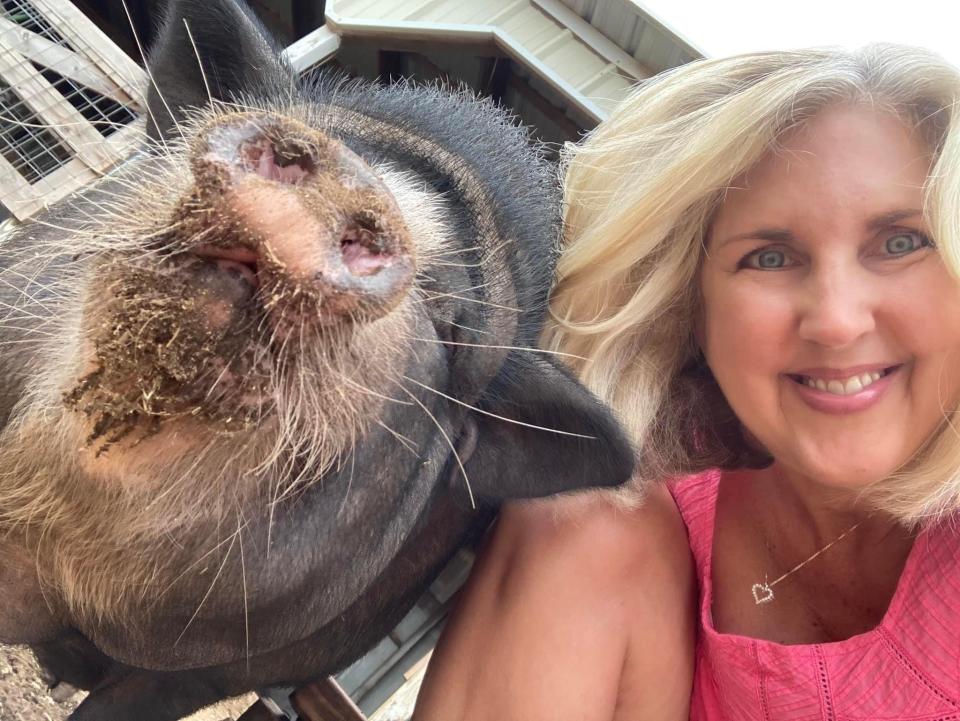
[0,645,255,721]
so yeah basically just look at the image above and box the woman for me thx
[414,44,960,720]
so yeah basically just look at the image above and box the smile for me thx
[786,365,902,414]
[797,369,892,396]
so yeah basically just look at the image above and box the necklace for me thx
[751,517,869,606]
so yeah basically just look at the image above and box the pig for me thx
[0,0,634,719]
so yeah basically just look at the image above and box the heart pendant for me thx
[752,583,774,605]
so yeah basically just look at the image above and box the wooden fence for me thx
[0,0,145,220]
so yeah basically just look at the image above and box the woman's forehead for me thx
[711,104,932,242]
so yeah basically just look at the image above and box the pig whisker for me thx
[64,198,141,231]
[0,336,55,348]
[236,509,252,670]
[295,313,310,417]
[214,99,268,117]
[183,20,216,112]
[175,528,240,645]
[402,375,597,440]
[0,271,62,307]
[0,263,58,294]
[120,0,185,148]
[415,290,521,314]
[420,245,481,258]
[375,419,419,456]
[136,222,187,245]
[141,434,224,517]
[0,331,58,343]
[415,271,439,285]
[422,281,490,297]
[335,449,357,518]
[25,218,107,239]
[338,375,412,406]
[203,364,235,402]
[0,299,54,323]
[435,317,489,336]
[404,336,588,361]
[422,259,485,269]
[154,518,240,602]
[398,385,475,510]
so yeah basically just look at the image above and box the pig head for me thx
[0,1,634,719]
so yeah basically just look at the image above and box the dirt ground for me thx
[0,645,255,721]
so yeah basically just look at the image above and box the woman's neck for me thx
[756,464,898,547]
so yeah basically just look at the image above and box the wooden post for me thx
[292,678,368,721]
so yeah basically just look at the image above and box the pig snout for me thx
[181,113,416,325]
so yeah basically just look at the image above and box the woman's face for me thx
[701,104,960,490]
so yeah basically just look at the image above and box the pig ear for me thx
[462,354,635,501]
[146,0,293,141]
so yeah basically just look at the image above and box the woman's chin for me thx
[774,454,895,501]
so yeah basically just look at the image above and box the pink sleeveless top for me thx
[669,469,960,721]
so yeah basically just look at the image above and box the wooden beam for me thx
[283,25,341,72]
[530,0,651,79]
[292,678,367,721]
[0,151,43,221]
[30,0,146,106]
[0,16,135,106]
[0,122,141,221]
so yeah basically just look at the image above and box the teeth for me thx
[803,371,885,395]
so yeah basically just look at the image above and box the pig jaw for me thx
[62,257,415,476]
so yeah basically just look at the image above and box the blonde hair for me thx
[546,44,960,524]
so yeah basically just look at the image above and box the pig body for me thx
[0,1,634,719]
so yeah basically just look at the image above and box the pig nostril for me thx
[239,137,314,185]
[341,228,390,277]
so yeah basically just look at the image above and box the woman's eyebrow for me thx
[713,210,923,249]
[713,228,794,249]
[865,209,922,230]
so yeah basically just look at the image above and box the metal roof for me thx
[561,0,703,73]
[295,0,701,125]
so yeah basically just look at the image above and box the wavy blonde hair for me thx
[545,44,960,524]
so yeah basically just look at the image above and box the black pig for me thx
[0,1,634,719]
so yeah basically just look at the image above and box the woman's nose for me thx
[796,265,877,349]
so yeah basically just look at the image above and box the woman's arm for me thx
[413,484,696,721]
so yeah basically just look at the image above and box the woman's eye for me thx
[884,231,931,256]
[741,249,790,270]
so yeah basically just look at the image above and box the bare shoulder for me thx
[500,486,696,720]
[414,484,695,721]
[496,483,693,593]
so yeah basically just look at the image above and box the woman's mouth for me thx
[791,366,898,396]
[785,365,903,413]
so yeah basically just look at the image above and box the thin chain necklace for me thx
[751,516,870,606]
